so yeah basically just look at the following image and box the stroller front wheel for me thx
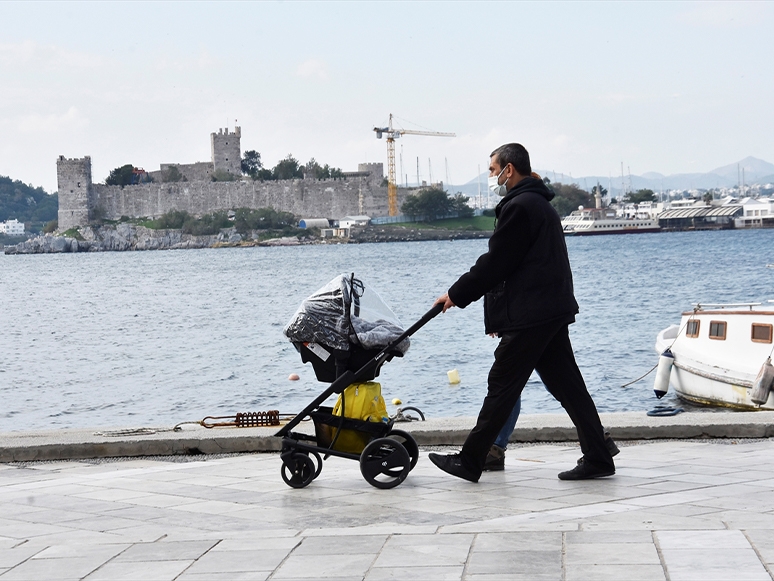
[360,437,411,489]
[281,453,316,489]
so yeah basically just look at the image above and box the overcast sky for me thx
[1,1,772,193]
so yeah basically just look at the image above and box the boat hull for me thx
[654,307,774,411]
[567,227,660,236]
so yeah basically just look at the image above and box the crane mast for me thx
[373,114,455,216]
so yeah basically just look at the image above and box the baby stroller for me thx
[276,274,441,489]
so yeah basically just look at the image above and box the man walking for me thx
[429,143,615,483]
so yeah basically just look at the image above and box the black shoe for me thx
[483,444,505,472]
[559,458,615,480]
[428,453,480,483]
[576,430,620,466]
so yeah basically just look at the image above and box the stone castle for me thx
[57,127,410,231]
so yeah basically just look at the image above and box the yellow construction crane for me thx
[374,114,455,216]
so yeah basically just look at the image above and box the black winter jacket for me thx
[448,176,579,334]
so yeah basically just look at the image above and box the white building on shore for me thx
[0,219,25,236]
[734,197,773,228]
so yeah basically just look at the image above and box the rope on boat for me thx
[620,308,699,388]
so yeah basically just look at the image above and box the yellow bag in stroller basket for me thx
[330,382,389,453]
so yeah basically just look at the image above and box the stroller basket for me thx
[311,406,392,454]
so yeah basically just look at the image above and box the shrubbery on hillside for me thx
[0,175,58,233]
[401,188,474,221]
[140,208,299,237]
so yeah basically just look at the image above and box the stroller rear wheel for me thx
[359,437,411,489]
[281,452,316,489]
[386,429,419,471]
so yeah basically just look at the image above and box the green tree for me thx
[401,187,456,221]
[273,155,304,180]
[624,189,657,204]
[241,150,262,178]
[303,158,324,179]
[105,164,136,187]
[450,193,474,218]
[548,183,594,217]
[233,207,296,235]
[149,210,231,235]
[162,165,185,183]
[591,184,608,199]
[302,158,343,180]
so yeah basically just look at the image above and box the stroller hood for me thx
[283,274,410,354]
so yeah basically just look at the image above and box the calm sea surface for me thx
[1,229,772,432]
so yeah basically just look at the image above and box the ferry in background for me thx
[561,207,661,235]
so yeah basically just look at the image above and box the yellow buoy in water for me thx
[392,398,402,405]
[447,369,460,384]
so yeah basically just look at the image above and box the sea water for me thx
[1,229,772,431]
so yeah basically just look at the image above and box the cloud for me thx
[296,59,328,80]
[597,93,641,104]
[16,106,88,134]
[676,2,767,28]
[155,49,219,72]
[0,40,104,69]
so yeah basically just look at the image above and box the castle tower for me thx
[211,126,242,177]
[57,156,92,230]
[358,162,384,180]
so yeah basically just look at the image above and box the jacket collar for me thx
[495,176,554,216]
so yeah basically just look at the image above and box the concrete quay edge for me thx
[2,410,774,463]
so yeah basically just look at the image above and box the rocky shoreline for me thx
[3,223,492,255]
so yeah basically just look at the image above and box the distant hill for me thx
[450,156,774,198]
[708,157,774,181]
[0,176,58,233]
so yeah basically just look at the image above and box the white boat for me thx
[654,302,774,410]
[561,207,660,235]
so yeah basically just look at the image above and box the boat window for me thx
[751,323,773,344]
[686,320,700,338]
[709,321,727,340]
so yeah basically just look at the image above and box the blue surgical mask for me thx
[487,167,507,197]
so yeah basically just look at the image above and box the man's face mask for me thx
[488,166,508,197]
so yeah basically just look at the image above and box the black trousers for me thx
[460,319,614,476]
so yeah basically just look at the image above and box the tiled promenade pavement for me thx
[2,439,774,580]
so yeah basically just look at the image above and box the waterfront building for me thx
[0,219,25,236]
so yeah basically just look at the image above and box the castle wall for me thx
[90,176,407,221]
[149,162,214,183]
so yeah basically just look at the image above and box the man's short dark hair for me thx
[490,143,531,176]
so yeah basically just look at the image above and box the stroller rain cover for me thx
[283,274,410,354]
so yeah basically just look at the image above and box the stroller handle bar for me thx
[275,302,444,438]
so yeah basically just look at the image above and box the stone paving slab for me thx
[2,439,774,579]
[4,411,774,462]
